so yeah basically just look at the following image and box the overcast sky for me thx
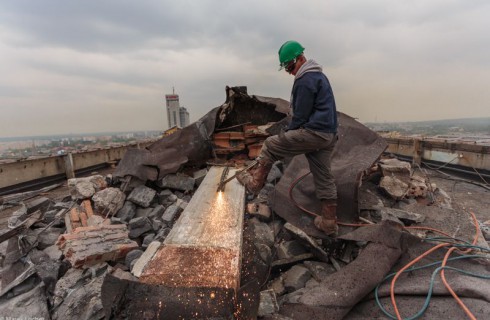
[1,0,489,137]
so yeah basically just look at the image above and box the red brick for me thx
[82,200,94,217]
[70,208,80,222]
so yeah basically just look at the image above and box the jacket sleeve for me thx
[288,80,316,130]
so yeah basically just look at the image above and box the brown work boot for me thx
[236,158,273,194]
[314,199,338,236]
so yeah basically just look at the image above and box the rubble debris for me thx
[271,253,315,269]
[258,289,280,317]
[52,267,84,307]
[54,200,74,209]
[157,189,177,206]
[276,240,309,260]
[154,227,171,242]
[56,224,138,268]
[161,204,182,225]
[0,183,62,209]
[0,261,37,297]
[193,168,208,186]
[213,131,246,154]
[247,202,272,221]
[280,221,403,320]
[33,227,64,250]
[255,242,272,263]
[148,204,165,219]
[157,173,195,192]
[128,216,153,238]
[0,210,42,244]
[142,233,155,248]
[68,175,107,200]
[379,175,409,199]
[269,275,287,296]
[8,196,52,228]
[407,174,430,198]
[378,158,411,183]
[131,240,161,277]
[115,200,137,222]
[92,187,126,216]
[64,203,101,232]
[126,185,156,208]
[378,207,426,224]
[28,249,60,295]
[433,187,452,209]
[52,263,109,320]
[249,218,275,247]
[125,249,143,268]
[283,265,312,292]
[303,260,337,281]
[283,223,329,262]
[0,284,50,319]
[43,244,63,261]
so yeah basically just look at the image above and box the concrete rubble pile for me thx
[0,168,211,319]
[1,87,489,319]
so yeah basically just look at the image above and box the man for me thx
[237,40,339,236]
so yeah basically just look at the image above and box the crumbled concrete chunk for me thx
[258,289,280,317]
[276,240,308,260]
[193,168,208,187]
[161,205,182,225]
[128,217,153,238]
[116,201,137,222]
[68,175,107,200]
[283,265,312,292]
[92,187,126,216]
[380,176,409,199]
[125,249,144,268]
[157,174,195,192]
[127,185,157,208]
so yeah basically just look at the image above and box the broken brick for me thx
[56,224,138,268]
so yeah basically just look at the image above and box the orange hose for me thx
[289,171,482,318]
[439,212,479,320]
[390,212,480,320]
[390,243,450,319]
[404,225,454,238]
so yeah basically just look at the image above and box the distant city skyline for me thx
[0,129,162,141]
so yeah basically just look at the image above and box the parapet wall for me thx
[0,142,153,195]
[1,137,489,195]
[385,137,490,177]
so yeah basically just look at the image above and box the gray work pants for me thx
[260,128,337,200]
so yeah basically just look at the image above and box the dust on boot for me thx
[236,158,273,194]
[314,199,338,236]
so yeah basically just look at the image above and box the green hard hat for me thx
[278,40,305,68]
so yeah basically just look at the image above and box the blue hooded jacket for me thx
[288,60,338,133]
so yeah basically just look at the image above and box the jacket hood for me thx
[294,59,323,80]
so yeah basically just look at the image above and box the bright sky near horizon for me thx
[1,0,489,137]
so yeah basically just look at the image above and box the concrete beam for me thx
[139,166,245,316]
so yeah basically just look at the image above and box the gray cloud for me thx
[1,0,489,137]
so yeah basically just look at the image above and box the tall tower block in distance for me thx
[165,92,180,129]
[165,89,190,129]
[179,106,190,128]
